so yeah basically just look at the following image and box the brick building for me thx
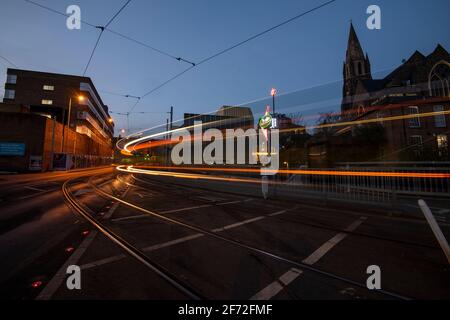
[308,24,450,167]
[0,69,114,171]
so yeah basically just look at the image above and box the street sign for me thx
[0,142,26,156]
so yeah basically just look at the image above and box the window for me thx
[437,134,448,150]
[409,135,423,157]
[408,106,420,128]
[43,85,54,91]
[409,135,423,146]
[6,74,17,84]
[433,105,446,128]
[4,89,15,100]
[41,99,53,105]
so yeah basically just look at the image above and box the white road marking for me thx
[143,234,204,252]
[250,269,303,300]
[268,210,288,217]
[18,190,54,200]
[80,207,296,270]
[302,217,367,265]
[103,187,131,220]
[36,182,129,300]
[24,186,46,192]
[162,204,213,214]
[211,216,265,232]
[74,189,92,197]
[36,231,98,300]
[111,199,253,222]
[250,216,367,300]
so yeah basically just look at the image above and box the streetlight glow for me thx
[271,88,277,97]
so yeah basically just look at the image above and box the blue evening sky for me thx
[0,0,449,133]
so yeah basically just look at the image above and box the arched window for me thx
[358,62,363,75]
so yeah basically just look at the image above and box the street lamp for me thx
[63,94,85,153]
[271,88,277,114]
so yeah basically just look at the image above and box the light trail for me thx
[119,165,450,179]
[120,108,450,155]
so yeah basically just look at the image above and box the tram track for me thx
[62,175,203,300]
[88,172,412,300]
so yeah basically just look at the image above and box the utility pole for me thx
[168,106,174,166]
[170,106,174,132]
[166,118,169,166]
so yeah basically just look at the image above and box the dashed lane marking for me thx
[250,216,367,300]
[35,181,129,300]
[111,199,253,222]
[79,207,296,271]
[24,186,46,192]
[250,269,303,300]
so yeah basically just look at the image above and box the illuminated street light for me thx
[271,88,277,114]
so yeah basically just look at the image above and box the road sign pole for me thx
[418,199,450,264]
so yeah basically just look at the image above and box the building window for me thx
[409,135,423,146]
[433,105,446,128]
[41,99,53,105]
[4,89,15,100]
[43,85,55,91]
[6,74,17,84]
[408,106,420,128]
[437,134,448,150]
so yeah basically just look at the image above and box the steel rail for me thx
[62,177,203,300]
[90,174,413,300]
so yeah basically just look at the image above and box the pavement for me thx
[0,168,449,300]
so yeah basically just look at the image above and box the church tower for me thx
[342,23,372,112]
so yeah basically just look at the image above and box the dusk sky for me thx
[1,0,449,133]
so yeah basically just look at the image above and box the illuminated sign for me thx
[258,107,273,129]
[0,143,26,156]
[259,114,272,129]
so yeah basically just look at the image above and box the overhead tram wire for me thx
[23,0,195,66]
[129,0,338,112]
[83,0,133,76]
[0,54,19,68]
[83,29,104,76]
[104,0,132,29]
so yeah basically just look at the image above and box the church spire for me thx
[346,22,365,61]
[342,23,372,113]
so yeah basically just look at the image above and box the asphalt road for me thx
[0,168,449,300]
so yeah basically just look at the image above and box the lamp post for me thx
[271,88,277,115]
[62,95,85,153]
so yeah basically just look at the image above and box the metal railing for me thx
[283,167,450,205]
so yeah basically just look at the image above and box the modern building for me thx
[308,24,450,167]
[0,69,114,171]
[3,68,114,140]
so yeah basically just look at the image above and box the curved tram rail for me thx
[62,176,203,300]
[85,172,413,300]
